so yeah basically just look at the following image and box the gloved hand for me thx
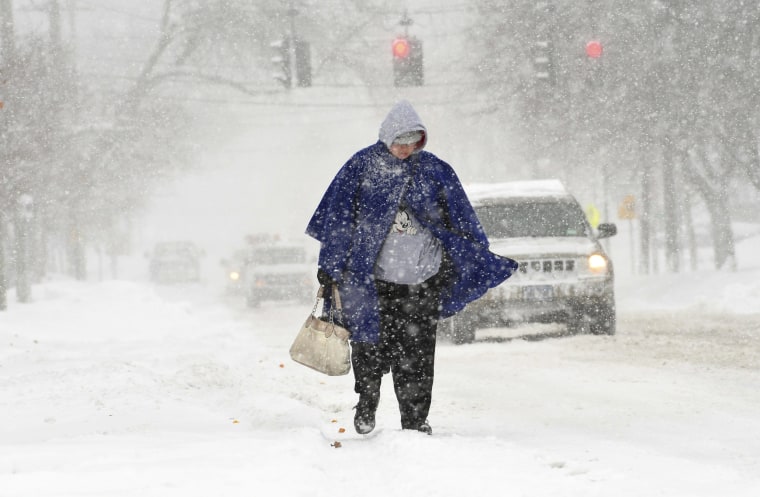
[317,268,335,287]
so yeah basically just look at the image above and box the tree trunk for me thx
[662,138,680,272]
[683,147,738,271]
[710,178,736,270]
[14,217,31,302]
[32,215,46,282]
[67,203,87,280]
[0,213,6,311]
[0,0,13,310]
[681,190,698,271]
[639,162,652,275]
[14,194,35,302]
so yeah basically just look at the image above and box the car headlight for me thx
[229,271,240,281]
[587,253,608,274]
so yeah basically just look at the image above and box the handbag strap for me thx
[313,285,343,315]
[310,287,322,316]
[331,286,342,311]
[313,285,344,327]
[329,286,344,325]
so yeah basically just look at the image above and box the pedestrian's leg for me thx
[390,280,439,432]
[351,342,383,434]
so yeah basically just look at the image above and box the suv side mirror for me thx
[597,223,617,239]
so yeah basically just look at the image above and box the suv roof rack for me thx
[465,179,571,205]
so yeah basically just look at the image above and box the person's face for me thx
[389,142,416,160]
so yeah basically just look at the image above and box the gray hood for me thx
[378,100,428,152]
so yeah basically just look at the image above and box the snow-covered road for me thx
[1,279,759,496]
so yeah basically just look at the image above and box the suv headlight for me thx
[587,253,609,275]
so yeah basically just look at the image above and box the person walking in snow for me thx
[306,100,517,435]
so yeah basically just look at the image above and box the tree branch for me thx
[141,70,275,97]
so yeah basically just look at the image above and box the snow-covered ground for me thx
[1,232,760,496]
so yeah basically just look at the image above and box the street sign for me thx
[618,195,636,220]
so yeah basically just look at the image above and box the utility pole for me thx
[0,0,15,310]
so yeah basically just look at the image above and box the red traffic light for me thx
[585,40,603,59]
[392,38,410,59]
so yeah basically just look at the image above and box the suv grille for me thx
[515,259,576,280]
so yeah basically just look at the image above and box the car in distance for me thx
[243,241,314,308]
[147,241,203,284]
[443,179,617,344]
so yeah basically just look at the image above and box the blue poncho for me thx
[306,101,516,343]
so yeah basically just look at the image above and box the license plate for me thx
[522,285,553,301]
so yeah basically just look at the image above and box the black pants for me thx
[351,274,441,429]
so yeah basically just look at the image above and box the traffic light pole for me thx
[271,5,311,89]
[399,10,412,36]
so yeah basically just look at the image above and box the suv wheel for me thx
[590,305,616,336]
[566,307,593,335]
[569,302,616,336]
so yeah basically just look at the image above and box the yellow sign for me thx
[585,204,600,228]
[618,195,636,220]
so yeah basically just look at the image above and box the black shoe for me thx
[416,421,432,435]
[402,420,433,435]
[353,397,377,435]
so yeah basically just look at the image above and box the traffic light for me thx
[585,40,603,59]
[533,40,554,85]
[392,36,423,87]
[584,40,603,88]
[294,39,312,87]
[392,37,410,59]
[271,38,292,88]
[271,37,311,88]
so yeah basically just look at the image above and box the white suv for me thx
[444,180,617,344]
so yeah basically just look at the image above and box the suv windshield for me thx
[476,201,589,238]
[251,247,306,265]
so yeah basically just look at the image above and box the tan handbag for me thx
[289,286,351,376]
